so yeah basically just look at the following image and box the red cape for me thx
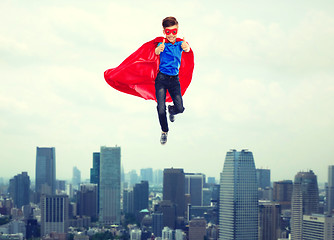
[104,37,194,102]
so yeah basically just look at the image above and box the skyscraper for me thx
[77,184,98,221]
[99,146,121,224]
[256,169,271,189]
[123,188,134,214]
[133,181,149,213]
[154,169,163,186]
[41,195,69,237]
[328,165,334,215]
[90,152,100,185]
[155,200,176,229]
[129,170,139,187]
[90,152,100,213]
[72,166,81,190]
[163,168,185,218]
[140,168,153,184]
[273,180,293,210]
[291,170,319,240]
[35,147,56,196]
[152,212,163,237]
[219,149,258,240]
[9,172,30,208]
[185,173,204,206]
[258,201,281,240]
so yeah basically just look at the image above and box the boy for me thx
[104,17,194,145]
[155,16,190,145]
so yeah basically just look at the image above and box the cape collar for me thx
[154,37,182,44]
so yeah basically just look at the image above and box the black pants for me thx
[155,71,185,132]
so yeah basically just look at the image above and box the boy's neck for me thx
[165,38,176,44]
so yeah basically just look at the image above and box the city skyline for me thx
[1,148,333,239]
[1,1,334,183]
[0,146,331,186]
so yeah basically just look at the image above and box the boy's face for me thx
[163,25,178,43]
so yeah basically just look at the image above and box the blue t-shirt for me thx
[158,41,184,76]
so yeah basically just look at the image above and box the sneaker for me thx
[160,132,168,145]
[168,105,175,122]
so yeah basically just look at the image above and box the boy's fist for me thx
[181,37,190,52]
[155,39,165,55]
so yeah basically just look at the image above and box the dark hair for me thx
[162,16,178,28]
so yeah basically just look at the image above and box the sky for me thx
[1,0,334,183]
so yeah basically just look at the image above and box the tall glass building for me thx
[291,170,319,240]
[90,152,100,185]
[256,169,271,189]
[35,147,56,196]
[219,149,258,240]
[163,168,185,218]
[9,172,30,208]
[185,173,205,206]
[72,166,81,190]
[328,165,334,214]
[99,146,121,224]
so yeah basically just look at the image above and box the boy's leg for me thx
[155,72,169,133]
[168,76,185,118]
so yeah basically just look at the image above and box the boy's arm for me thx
[155,39,165,55]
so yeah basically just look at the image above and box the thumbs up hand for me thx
[181,37,190,52]
[155,39,165,55]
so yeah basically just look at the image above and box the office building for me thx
[258,201,281,240]
[219,149,258,240]
[189,218,206,240]
[90,152,100,213]
[26,219,39,239]
[35,147,56,196]
[77,184,98,221]
[273,180,293,210]
[202,188,212,206]
[257,169,271,189]
[163,168,185,218]
[302,214,334,239]
[140,168,153,184]
[152,212,163,237]
[207,177,216,184]
[123,188,134,214]
[134,181,149,213]
[328,165,334,215]
[155,200,176,229]
[90,153,100,185]
[291,170,319,240]
[153,169,163,186]
[99,146,121,224]
[128,170,139,187]
[56,180,66,192]
[72,167,81,190]
[162,227,173,240]
[41,195,69,237]
[8,172,30,208]
[185,173,204,206]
